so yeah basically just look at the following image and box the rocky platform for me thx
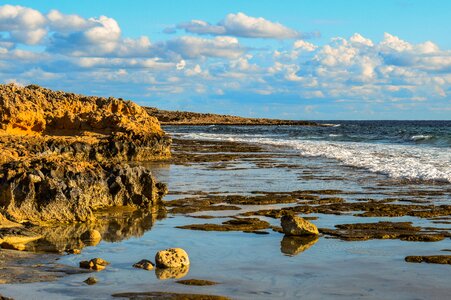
[0,84,171,227]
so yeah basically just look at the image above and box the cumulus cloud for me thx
[0,5,47,44]
[0,3,450,119]
[163,36,244,59]
[175,12,300,39]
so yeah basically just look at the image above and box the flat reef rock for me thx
[0,84,171,225]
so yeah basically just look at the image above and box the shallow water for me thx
[1,125,450,300]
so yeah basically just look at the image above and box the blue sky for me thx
[1,1,450,119]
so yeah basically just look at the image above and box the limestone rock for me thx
[281,214,319,236]
[155,248,190,268]
[79,258,110,271]
[0,84,171,225]
[133,259,154,270]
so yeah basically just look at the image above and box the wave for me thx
[411,135,433,141]
[329,134,342,137]
[322,123,341,127]
[180,132,451,183]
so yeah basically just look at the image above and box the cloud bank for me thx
[0,4,450,119]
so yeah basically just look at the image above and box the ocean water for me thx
[166,121,451,183]
[1,121,450,300]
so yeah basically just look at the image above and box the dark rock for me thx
[133,259,154,270]
[405,255,451,265]
[176,279,218,286]
[84,277,98,285]
[112,291,230,300]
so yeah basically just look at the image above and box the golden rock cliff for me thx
[0,84,171,225]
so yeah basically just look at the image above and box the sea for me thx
[167,121,451,183]
[1,121,450,300]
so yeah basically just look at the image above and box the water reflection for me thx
[155,265,190,280]
[25,209,165,253]
[280,235,319,256]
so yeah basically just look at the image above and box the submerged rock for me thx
[112,291,230,300]
[405,255,451,265]
[281,214,319,236]
[177,217,270,232]
[176,279,218,286]
[83,277,98,285]
[155,248,190,268]
[133,259,154,270]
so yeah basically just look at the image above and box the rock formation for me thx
[0,84,171,226]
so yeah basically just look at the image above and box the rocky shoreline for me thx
[0,84,170,240]
[146,107,320,126]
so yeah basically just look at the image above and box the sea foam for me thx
[179,132,451,183]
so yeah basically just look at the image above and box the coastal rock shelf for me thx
[0,84,171,226]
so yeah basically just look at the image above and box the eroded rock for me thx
[133,259,154,270]
[155,248,190,269]
[281,214,319,236]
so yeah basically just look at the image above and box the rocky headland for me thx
[146,107,319,126]
[0,84,171,229]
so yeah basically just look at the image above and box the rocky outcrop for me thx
[146,107,319,126]
[0,84,171,226]
[281,214,319,236]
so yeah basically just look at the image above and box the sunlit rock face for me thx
[0,84,171,225]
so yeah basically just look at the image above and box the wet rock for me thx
[280,235,319,256]
[176,279,218,286]
[133,259,154,270]
[66,248,81,254]
[405,255,451,265]
[0,294,14,300]
[155,248,190,268]
[281,214,319,236]
[112,291,230,300]
[80,230,102,246]
[319,222,447,242]
[0,84,171,225]
[155,265,190,280]
[84,277,98,285]
[80,258,110,271]
[1,242,26,251]
[177,217,270,232]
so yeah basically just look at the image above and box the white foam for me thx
[411,135,433,141]
[180,132,451,183]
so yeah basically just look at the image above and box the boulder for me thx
[79,258,110,271]
[155,248,190,268]
[133,259,154,270]
[81,230,102,246]
[281,214,319,236]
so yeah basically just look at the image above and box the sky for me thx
[0,0,450,120]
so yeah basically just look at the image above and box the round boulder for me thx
[155,248,190,268]
[80,229,102,246]
[281,214,319,236]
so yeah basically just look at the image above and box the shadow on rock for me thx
[280,235,319,256]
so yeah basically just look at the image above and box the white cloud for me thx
[163,36,244,59]
[175,12,299,39]
[0,5,47,44]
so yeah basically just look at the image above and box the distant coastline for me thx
[146,107,320,126]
